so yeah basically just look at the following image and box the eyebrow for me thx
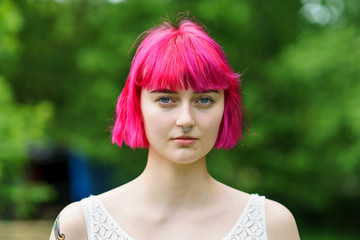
[198,90,220,94]
[149,89,177,94]
[149,89,220,94]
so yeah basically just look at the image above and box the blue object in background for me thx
[67,151,112,202]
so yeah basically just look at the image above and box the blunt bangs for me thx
[134,21,236,92]
[112,19,244,149]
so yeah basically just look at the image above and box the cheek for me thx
[206,116,223,136]
[199,106,224,137]
[142,109,172,142]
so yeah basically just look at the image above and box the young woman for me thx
[50,18,300,240]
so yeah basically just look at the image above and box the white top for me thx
[80,194,268,240]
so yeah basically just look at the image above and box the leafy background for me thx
[0,0,359,239]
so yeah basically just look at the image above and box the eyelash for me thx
[155,96,214,106]
[156,97,174,104]
[197,97,214,105]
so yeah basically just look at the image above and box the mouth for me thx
[171,135,198,146]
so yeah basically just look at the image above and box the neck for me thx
[131,147,217,210]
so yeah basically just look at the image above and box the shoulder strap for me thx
[251,194,267,229]
[80,196,94,240]
[246,194,267,239]
[80,195,134,240]
[222,194,268,240]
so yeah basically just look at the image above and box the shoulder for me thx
[264,198,300,240]
[49,200,88,240]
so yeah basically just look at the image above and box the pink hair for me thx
[112,19,244,149]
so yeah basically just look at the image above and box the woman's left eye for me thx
[159,97,171,103]
[197,97,214,105]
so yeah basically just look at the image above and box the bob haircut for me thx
[112,19,244,149]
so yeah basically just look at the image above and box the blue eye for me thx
[199,98,210,104]
[159,97,170,103]
[198,97,213,105]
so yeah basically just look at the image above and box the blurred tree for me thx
[8,0,302,173]
[0,0,55,219]
[261,26,360,224]
[1,0,359,236]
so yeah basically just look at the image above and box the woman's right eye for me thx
[156,97,174,105]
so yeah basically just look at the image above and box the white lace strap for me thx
[80,195,133,240]
[249,194,267,238]
[222,194,268,240]
[80,196,95,240]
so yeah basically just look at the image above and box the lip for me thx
[172,135,198,146]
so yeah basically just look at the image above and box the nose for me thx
[176,103,195,129]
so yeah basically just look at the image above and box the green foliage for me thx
[0,0,55,219]
[0,0,22,76]
[264,26,360,205]
[1,0,359,236]
[0,75,56,218]
[0,0,23,56]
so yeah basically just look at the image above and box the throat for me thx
[133,154,217,210]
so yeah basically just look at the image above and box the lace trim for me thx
[83,196,133,240]
[82,194,267,240]
[222,194,267,240]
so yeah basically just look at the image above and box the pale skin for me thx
[50,88,300,240]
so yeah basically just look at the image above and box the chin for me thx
[170,158,201,165]
[169,150,207,164]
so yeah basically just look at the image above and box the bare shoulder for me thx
[49,201,87,240]
[265,198,300,240]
